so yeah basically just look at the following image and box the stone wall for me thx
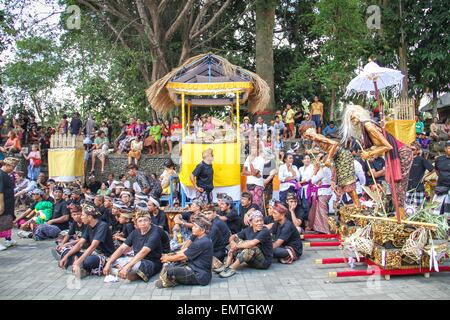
[86,153,177,181]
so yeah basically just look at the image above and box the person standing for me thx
[307,154,332,233]
[415,115,424,135]
[278,153,300,204]
[70,112,83,136]
[284,104,296,139]
[190,148,214,204]
[0,157,19,251]
[310,96,324,133]
[406,142,434,208]
[242,143,265,209]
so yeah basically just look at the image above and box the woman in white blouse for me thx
[298,154,314,217]
[278,153,300,204]
[307,153,332,233]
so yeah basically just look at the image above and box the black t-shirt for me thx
[52,199,69,230]
[264,215,274,225]
[192,161,214,191]
[218,208,241,234]
[270,219,303,257]
[0,170,15,217]
[99,207,112,225]
[287,205,307,222]
[152,224,171,254]
[68,221,86,238]
[111,216,121,234]
[124,227,162,265]
[120,222,135,239]
[236,226,273,268]
[70,118,82,135]
[151,209,168,233]
[184,235,213,286]
[435,155,450,188]
[209,217,231,255]
[407,156,434,191]
[364,157,385,185]
[82,220,115,257]
[239,203,260,226]
[294,111,304,125]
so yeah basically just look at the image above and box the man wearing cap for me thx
[136,202,171,254]
[120,190,133,208]
[69,188,82,206]
[0,157,20,250]
[270,202,302,264]
[285,193,306,231]
[127,164,162,199]
[57,204,115,278]
[156,215,213,288]
[111,200,126,233]
[33,186,70,240]
[217,210,273,278]
[104,211,163,282]
[54,204,85,250]
[147,197,168,233]
[94,195,112,225]
[239,192,260,228]
[15,189,53,238]
[432,141,450,214]
[217,195,241,234]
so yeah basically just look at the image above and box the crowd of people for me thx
[0,100,448,289]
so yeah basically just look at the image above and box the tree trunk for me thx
[330,88,336,122]
[255,0,276,111]
[398,0,408,99]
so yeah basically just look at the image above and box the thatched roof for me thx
[146,53,270,114]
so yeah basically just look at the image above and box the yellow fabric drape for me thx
[48,149,84,178]
[385,120,416,145]
[179,143,241,187]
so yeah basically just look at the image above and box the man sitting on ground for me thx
[15,189,53,238]
[56,204,115,279]
[270,201,303,264]
[156,215,213,288]
[217,210,273,278]
[103,211,163,282]
[217,195,241,234]
[33,186,69,240]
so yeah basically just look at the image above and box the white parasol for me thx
[345,61,405,97]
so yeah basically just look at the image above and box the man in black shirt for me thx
[270,202,302,263]
[147,196,168,233]
[433,141,450,214]
[57,204,115,278]
[286,193,306,230]
[218,210,273,278]
[406,143,434,208]
[155,215,213,288]
[203,210,231,264]
[239,192,260,228]
[34,187,70,240]
[217,195,241,234]
[104,211,162,282]
[190,148,214,204]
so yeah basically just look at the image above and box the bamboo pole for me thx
[181,93,186,140]
[236,91,240,144]
[350,214,437,229]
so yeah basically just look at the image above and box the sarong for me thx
[308,195,331,234]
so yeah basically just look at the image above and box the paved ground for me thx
[0,231,449,300]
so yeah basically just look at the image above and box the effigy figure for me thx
[303,128,360,208]
[340,104,413,218]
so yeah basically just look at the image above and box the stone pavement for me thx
[0,233,449,300]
